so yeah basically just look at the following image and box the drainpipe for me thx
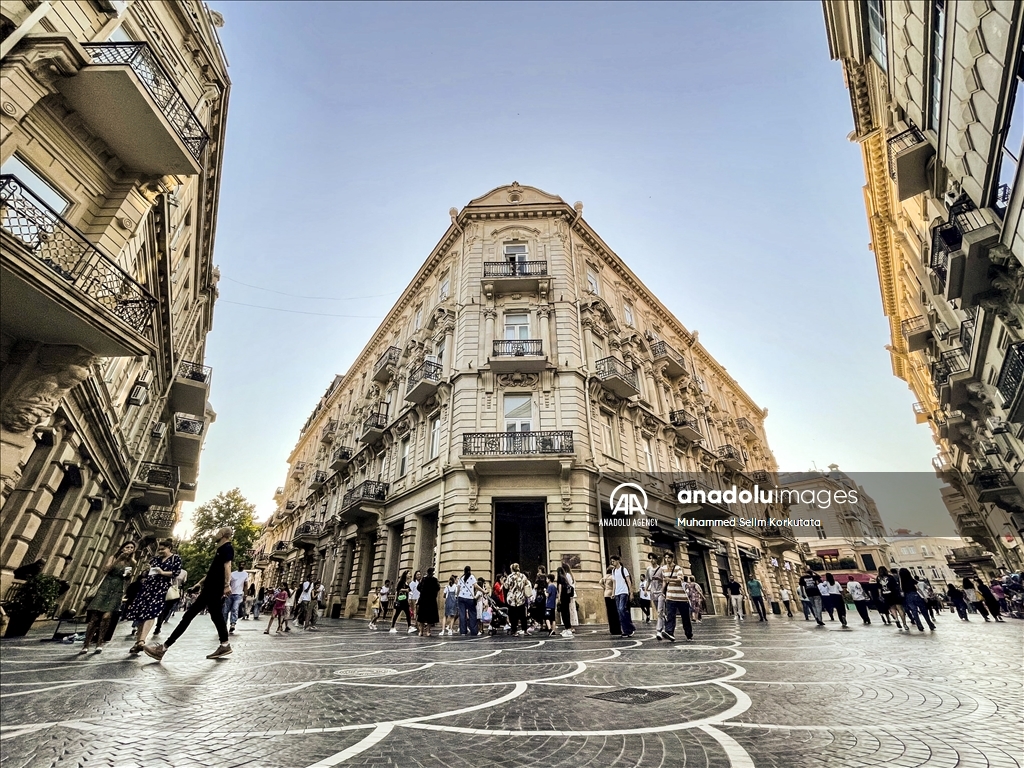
[0,2,52,59]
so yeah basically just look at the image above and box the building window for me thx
[997,49,1024,210]
[816,525,827,540]
[438,277,450,301]
[643,437,655,472]
[504,313,530,340]
[602,412,618,458]
[0,155,70,214]
[866,0,888,71]
[928,0,945,131]
[623,303,634,327]
[920,545,929,556]
[398,438,410,477]
[504,242,527,264]
[504,394,532,432]
[428,416,441,459]
[434,338,445,367]
[586,270,600,295]
[414,306,423,330]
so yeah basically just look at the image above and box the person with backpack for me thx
[659,551,692,642]
[609,555,634,638]
[389,571,414,633]
[557,565,576,637]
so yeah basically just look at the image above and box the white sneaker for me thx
[407,627,417,633]
[560,629,573,637]
[389,628,397,634]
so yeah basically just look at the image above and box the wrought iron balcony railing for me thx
[342,480,389,508]
[310,470,328,485]
[273,541,291,552]
[651,341,688,372]
[285,500,297,510]
[669,409,700,431]
[717,444,744,464]
[136,461,179,488]
[173,413,204,435]
[493,339,542,357]
[901,315,929,339]
[146,507,176,530]
[363,411,388,432]
[997,341,1024,407]
[887,126,926,178]
[463,430,574,456]
[973,468,1012,492]
[735,417,755,434]
[320,420,337,443]
[275,486,285,496]
[373,346,401,375]
[931,359,951,389]
[762,526,796,541]
[294,521,322,538]
[82,43,209,161]
[408,359,443,388]
[483,261,548,278]
[177,359,212,383]
[1,175,156,335]
[930,221,958,289]
[595,356,638,387]
[941,347,970,378]
[332,446,353,465]
[751,470,772,484]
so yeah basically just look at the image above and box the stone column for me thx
[483,308,496,362]
[538,305,554,362]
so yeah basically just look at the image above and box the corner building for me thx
[256,184,799,620]
[0,1,229,605]
[824,1,1024,569]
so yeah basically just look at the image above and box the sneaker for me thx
[276,629,283,634]
[206,643,232,659]
[229,626,236,634]
[655,631,663,641]
[152,629,161,636]
[284,627,291,633]
[560,629,573,637]
[143,644,166,661]
[264,630,270,634]
[389,628,398,634]
[77,647,89,655]
[368,623,376,630]
[623,632,634,638]
[663,632,676,642]
[408,627,417,633]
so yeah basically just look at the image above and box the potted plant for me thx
[805,558,824,572]
[837,557,859,570]
[3,574,61,637]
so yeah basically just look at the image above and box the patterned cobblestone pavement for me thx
[1,612,1021,767]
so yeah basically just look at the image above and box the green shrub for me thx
[10,574,61,615]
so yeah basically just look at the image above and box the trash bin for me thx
[771,601,781,615]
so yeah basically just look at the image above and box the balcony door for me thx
[504,394,532,432]
[504,242,527,267]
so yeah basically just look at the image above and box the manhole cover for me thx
[333,668,397,678]
[588,688,677,704]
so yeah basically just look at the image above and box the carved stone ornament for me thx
[1,345,96,433]
[641,415,659,434]
[394,418,411,437]
[598,389,621,408]
[496,372,539,389]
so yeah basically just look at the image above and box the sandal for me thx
[129,643,143,654]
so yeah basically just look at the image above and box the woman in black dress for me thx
[124,539,181,654]
[415,567,441,636]
[80,541,136,654]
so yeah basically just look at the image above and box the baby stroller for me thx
[489,605,511,635]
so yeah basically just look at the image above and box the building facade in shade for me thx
[885,534,970,584]
[823,1,1024,570]
[780,468,891,576]
[253,183,805,621]
[0,0,229,608]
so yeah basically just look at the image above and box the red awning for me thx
[815,549,840,556]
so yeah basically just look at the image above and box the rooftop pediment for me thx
[464,181,568,209]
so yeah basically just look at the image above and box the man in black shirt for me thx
[145,527,234,660]
[799,570,825,626]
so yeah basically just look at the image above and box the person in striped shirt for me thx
[658,552,693,642]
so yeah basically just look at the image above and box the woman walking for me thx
[530,567,548,631]
[408,571,421,626]
[977,580,1004,622]
[505,563,531,636]
[824,573,848,628]
[416,568,441,636]
[265,584,291,633]
[962,577,991,621]
[637,574,651,624]
[79,541,136,654]
[389,571,414,633]
[600,567,621,636]
[899,567,934,631]
[124,539,181,654]
[442,575,459,635]
[687,577,705,623]
[556,565,575,637]
[946,583,970,620]
[877,566,908,630]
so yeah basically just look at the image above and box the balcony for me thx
[292,521,323,548]
[671,479,732,520]
[595,356,640,398]
[55,42,208,175]
[461,430,574,473]
[144,507,177,537]
[405,359,443,404]
[0,175,156,357]
[269,541,292,561]
[913,402,930,424]
[886,125,933,200]
[651,341,688,378]
[340,480,389,523]
[735,417,756,438]
[959,316,976,360]
[320,420,338,444]
[997,341,1024,423]
[751,470,772,484]
[290,461,307,480]
[372,346,401,382]
[330,446,353,470]
[973,469,1018,502]
[169,413,204,467]
[360,410,388,444]
[131,462,179,506]
[168,359,211,418]
[761,525,797,553]
[930,201,1000,305]
[178,482,197,502]
[489,339,546,372]
[285,500,297,510]
[901,315,931,352]
[308,470,328,491]
[717,444,745,471]
[274,486,285,499]
[481,260,548,295]
[669,409,703,442]
[254,549,270,568]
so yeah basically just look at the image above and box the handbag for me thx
[165,585,180,601]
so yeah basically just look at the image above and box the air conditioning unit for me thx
[127,384,149,407]
[136,370,154,389]
[151,422,167,439]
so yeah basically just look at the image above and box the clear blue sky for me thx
[189,1,954,535]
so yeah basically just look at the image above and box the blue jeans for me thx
[222,593,243,626]
[904,592,933,629]
[664,599,692,639]
[615,593,635,635]
[457,597,478,636]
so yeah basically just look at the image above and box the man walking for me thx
[799,569,825,626]
[659,552,692,642]
[145,527,234,660]
[747,575,768,621]
[726,577,745,620]
[224,565,247,633]
[305,579,324,630]
[646,552,665,637]
[297,578,313,628]
[609,555,635,638]
[779,586,794,617]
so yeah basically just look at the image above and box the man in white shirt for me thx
[779,587,793,617]
[305,580,325,630]
[223,567,247,633]
[298,579,313,629]
[609,555,635,638]
[456,565,479,636]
